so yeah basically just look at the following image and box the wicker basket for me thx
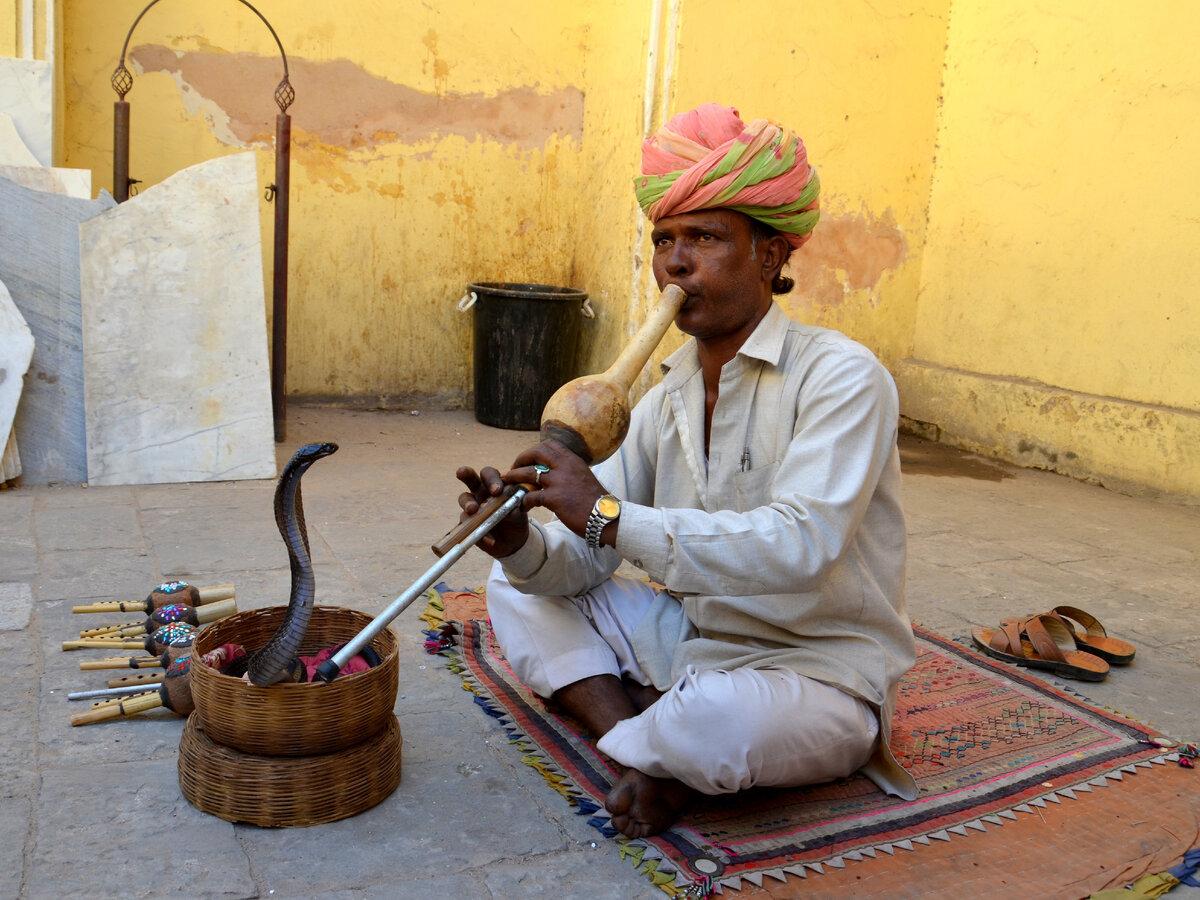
[190,606,398,757]
[179,713,402,827]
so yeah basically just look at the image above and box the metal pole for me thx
[315,490,529,683]
[271,112,291,442]
[113,101,130,203]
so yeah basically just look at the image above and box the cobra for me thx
[246,441,339,686]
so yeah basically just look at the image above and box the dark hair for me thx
[748,218,795,294]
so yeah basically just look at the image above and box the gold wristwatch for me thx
[584,494,621,548]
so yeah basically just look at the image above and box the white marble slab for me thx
[0,164,91,199]
[79,152,275,486]
[0,113,39,166]
[0,276,35,483]
[0,176,116,484]
[0,58,53,166]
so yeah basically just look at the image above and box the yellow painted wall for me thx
[54,0,948,404]
[0,5,15,57]
[902,0,1200,498]
[60,0,595,403]
[12,0,1197,498]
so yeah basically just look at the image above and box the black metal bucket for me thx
[467,282,587,431]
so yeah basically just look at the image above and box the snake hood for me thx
[247,442,339,686]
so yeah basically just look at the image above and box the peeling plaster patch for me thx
[129,45,585,151]
[786,209,907,308]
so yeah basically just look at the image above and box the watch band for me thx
[584,495,619,549]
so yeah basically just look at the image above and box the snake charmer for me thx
[454,103,918,838]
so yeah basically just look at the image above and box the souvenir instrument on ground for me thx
[70,655,195,726]
[75,598,237,638]
[315,283,688,682]
[61,621,196,653]
[71,581,235,614]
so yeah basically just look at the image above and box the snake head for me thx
[285,442,339,473]
[299,441,339,460]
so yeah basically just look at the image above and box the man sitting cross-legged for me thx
[453,104,917,838]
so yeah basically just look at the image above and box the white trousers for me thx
[487,562,878,796]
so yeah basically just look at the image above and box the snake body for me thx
[246,441,339,686]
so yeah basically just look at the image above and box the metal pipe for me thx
[271,113,291,441]
[315,489,530,683]
[68,684,156,701]
[113,101,130,202]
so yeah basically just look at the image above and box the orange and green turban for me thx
[635,103,820,249]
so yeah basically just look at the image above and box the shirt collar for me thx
[659,301,790,391]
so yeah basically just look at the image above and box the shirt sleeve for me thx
[500,386,662,597]
[614,351,899,597]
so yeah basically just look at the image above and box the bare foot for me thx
[604,767,694,838]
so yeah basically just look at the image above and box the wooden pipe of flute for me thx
[107,671,164,689]
[432,283,687,556]
[78,640,194,671]
[79,620,141,638]
[72,582,235,614]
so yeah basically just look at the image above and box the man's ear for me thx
[762,234,790,284]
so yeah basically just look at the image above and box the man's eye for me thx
[697,233,715,242]
[654,237,672,248]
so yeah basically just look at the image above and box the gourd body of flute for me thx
[540,283,686,463]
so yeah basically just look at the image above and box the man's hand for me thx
[504,440,610,540]
[455,466,530,559]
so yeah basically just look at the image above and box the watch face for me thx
[597,495,621,519]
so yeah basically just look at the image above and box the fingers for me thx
[479,466,505,497]
[521,488,546,512]
[510,440,568,472]
[504,464,545,488]
[457,465,505,505]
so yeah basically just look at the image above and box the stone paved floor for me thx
[1,405,1198,898]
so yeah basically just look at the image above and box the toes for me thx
[609,813,631,835]
[604,776,635,816]
[628,820,653,839]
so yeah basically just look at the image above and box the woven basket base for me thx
[179,714,402,827]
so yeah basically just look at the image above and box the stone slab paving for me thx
[0,405,1197,898]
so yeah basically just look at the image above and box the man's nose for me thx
[665,242,692,277]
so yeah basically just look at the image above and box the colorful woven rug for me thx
[421,586,1184,896]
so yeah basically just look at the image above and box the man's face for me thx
[650,209,772,340]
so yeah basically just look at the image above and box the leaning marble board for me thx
[0,58,53,167]
[0,176,115,484]
[0,277,35,482]
[78,152,276,486]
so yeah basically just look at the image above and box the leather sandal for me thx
[971,613,1110,681]
[1048,606,1136,665]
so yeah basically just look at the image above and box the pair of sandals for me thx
[971,606,1136,682]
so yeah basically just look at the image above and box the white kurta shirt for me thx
[503,301,917,798]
